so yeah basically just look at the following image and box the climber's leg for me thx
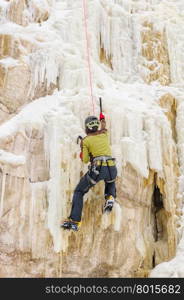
[104,165,117,198]
[103,165,117,212]
[69,172,94,222]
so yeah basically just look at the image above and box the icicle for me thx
[0,0,9,23]
[46,116,63,252]
[0,172,6,217]
[113,201,122,231]
[27,47,64,98]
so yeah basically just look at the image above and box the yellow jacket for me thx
[82,129,115,166]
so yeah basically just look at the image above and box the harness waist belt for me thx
[92,156,115,166]
[93,156,115,162]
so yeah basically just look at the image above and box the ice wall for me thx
[0,0,184,277]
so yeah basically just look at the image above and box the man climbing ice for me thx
[61,110,117,231]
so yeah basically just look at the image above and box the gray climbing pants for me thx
[69,165,117,222]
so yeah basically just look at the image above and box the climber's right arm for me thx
[100,112,106,130]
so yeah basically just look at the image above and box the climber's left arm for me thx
[80,139,90,163]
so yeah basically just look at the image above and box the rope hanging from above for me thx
[82,0,95,115]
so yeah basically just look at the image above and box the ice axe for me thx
[77,135,83,145]
[77,135,83,153]
[99,97,102,115]
[99,97,105,121]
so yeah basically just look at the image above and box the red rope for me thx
[82,0,95,115]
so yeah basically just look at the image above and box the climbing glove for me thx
[100,112,105,120]
[79,152,83,160]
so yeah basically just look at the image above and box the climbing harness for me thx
[93,156,116,183]
[93,156,116,163]
[82,0,95,114]
[87,156,116,185]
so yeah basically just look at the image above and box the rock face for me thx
[7,0,52,26]
[0,0,184,278]
[140,21,170,85]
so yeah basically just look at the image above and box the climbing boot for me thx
[61,219,81,231]
[103,195,115,212]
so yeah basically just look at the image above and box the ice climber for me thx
[61,112,117,231]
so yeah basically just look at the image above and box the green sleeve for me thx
[82,139,90,163]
